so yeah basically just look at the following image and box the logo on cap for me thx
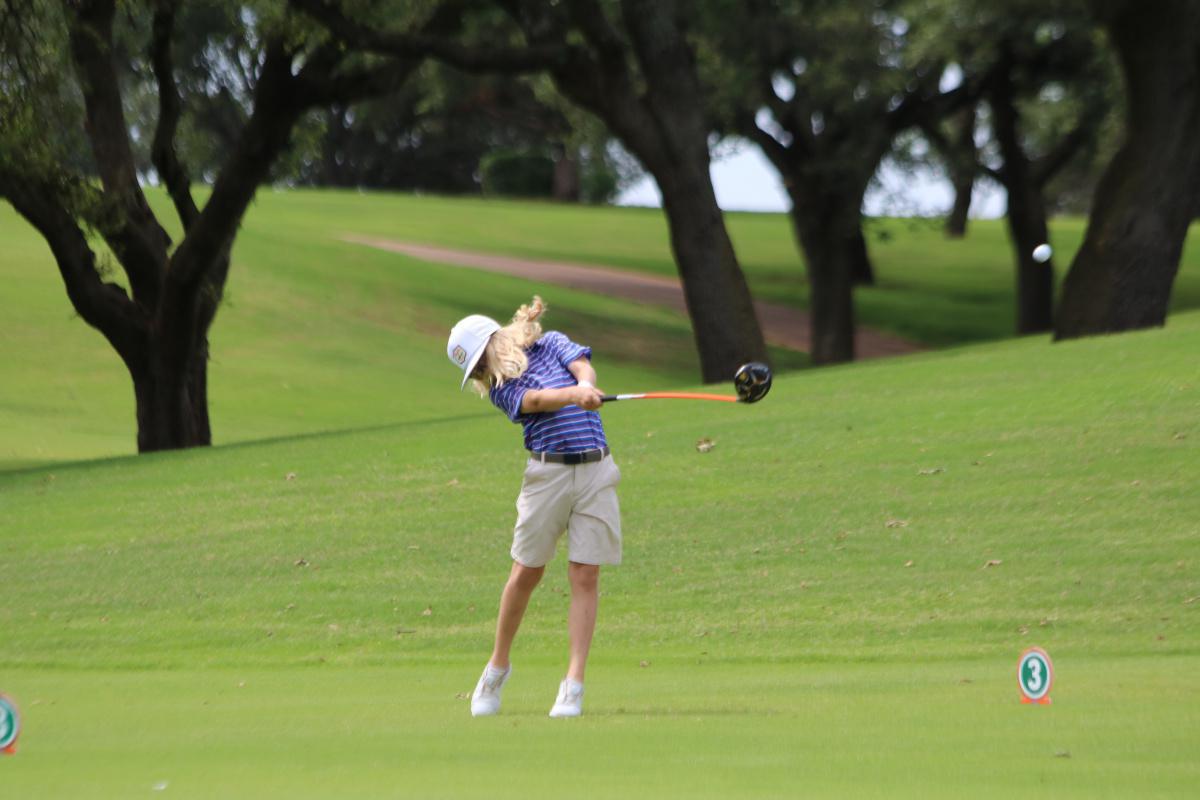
[452,345,467,365]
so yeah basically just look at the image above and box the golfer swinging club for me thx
[447,296,620,719]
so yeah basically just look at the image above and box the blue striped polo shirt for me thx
[490,331,608,453]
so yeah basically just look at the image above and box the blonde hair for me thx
[469,296,546,395]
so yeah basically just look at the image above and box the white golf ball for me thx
[1032,244,1053,263]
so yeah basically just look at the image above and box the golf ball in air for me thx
[1032,244,1053,263]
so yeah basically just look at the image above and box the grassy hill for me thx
[224,189,1200,346]
[4,189,1200,470]
[1,190,1198,797]
[0,192,728,468]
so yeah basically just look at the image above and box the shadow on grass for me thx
[0,411,493,481]
[0,458,62,474]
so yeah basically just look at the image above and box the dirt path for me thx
[345,235,922,359]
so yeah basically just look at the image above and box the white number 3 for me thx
[1028,660,1043,691]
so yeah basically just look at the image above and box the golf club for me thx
[601,362,772,404]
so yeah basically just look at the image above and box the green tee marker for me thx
[0,694,19,754]
[1018,648,1054,705]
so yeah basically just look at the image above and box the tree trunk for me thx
[991,59,1055,334]
[551,143,580,201]
[788,184,860,364]
[946,173,973,238]
[188,338,213,445]
[322,107,350,186]
[132,340,210,452]
[542,0,768,382]
[1056,2,1200,338]
[805,232,856,364]
[851,228,875,286]
[655,160,770,380]
[944,107,977,238]
[1006,187,1054,334]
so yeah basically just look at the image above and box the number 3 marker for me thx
[1018,648,1054,705]
[0,695,19,754]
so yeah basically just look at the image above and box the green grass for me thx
[238,189,1200,346]
[2,191,804,468]
[4,189,1198,466]
[2,190,1198,796]
[7,659,1196,798]
[3,312,1198,796]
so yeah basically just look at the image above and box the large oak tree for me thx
[299,0,769,382]
[924,3,1114,335]
[706,0,974,363]
[0,0,446,451]
[1055,0,1200,338]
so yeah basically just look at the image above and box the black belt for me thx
[530,446,610,464]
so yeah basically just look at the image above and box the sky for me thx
[616,137,1006,218]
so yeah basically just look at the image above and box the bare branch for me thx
[1031,103,1104,186]
[978,163,1006,184]
[917,118,953,159]
[296,49,425,106]
[149,0,199,230]
[0,167,147,362]
[920,116,1001,185]
[66,0,167,308]
[889,82,970,136]
[166,41,302,301]
[166,0,472,313]
[745,120,793,175]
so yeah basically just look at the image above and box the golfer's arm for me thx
[520,358,600,413]
[521,387,581,414]
[567,357,597,388]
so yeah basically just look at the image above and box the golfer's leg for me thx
[490,561,544,669]
[566,562,600,682]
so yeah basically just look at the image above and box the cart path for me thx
[344,235,922,359]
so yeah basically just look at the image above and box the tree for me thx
[299,69,630,202]
[934,105,978,238]
[1056,0,1200,339]
[309,71,571,194]
[705,0,974,363]
[299,0,769,382]
[514,0,769,379]
[0,0,446,451]
[923,4,1114,335]
[983,28,1110,334]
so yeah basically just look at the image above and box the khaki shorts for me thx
[511,455,622,567]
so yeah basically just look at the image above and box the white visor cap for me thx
[447,314,501,389]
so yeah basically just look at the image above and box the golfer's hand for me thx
[574,385,604,410]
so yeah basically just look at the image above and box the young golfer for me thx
[446,297,620,719]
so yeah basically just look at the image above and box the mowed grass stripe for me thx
[2,313,1195,671]
[1,658,1196,798]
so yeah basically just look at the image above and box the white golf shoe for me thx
[470,663,511,717]
[548,678,584,718]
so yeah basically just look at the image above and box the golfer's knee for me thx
[510,563,545,592]
[568,562,599,593]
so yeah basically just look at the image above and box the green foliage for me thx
[943,0,1122,213]
[0,0,89,175]
[480,149,555,197]
[580,156,619,204]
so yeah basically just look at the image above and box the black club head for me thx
[734,362,772,403]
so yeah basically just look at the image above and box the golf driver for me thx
[601,362,772,404]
